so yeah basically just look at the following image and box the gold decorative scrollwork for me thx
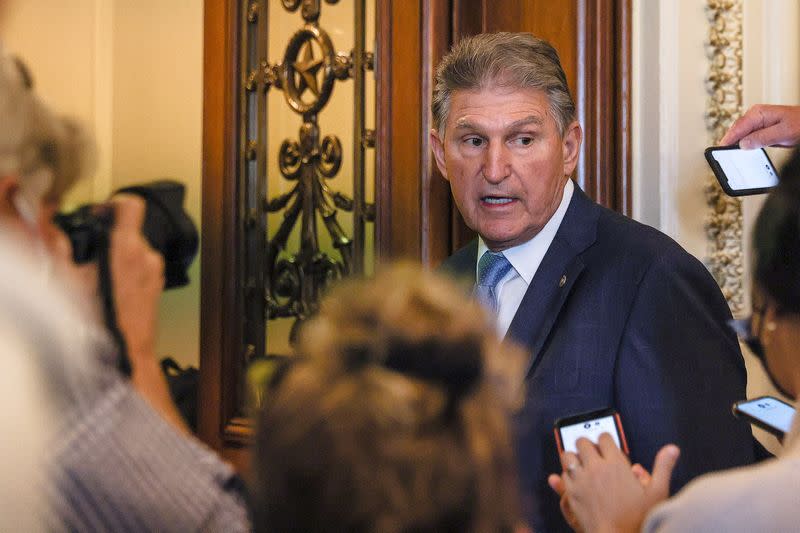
[282,0,341,24]
[318,136,342,177]
[278,140,302,179]
[704,0,744,316]
[281,26,336,114]
[281,0,302,11]
[258,0,375,336]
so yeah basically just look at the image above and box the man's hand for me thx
[720,104,800,149]
[552,434,679,533]
[109,194,188,433]
[109,194,164,361]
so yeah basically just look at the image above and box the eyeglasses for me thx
[728,304,766,341]
[727,304,768,362]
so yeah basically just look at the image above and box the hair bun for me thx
[383,334,484,403]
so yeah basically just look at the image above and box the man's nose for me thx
[482,142,511,183]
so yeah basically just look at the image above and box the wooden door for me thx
[200,0,630,469]
[379,0,632,258]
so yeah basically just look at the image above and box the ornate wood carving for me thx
[704,0,744,315]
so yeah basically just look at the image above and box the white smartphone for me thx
[732,396,795,439]
[554,408,629,455]
[705,145,779,196]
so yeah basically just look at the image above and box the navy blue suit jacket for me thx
[441,185,756,532]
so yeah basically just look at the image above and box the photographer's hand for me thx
[720,104,800,149]
[109,194,188,434]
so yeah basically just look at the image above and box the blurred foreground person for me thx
[553,149,800,533]
[252,265,527,533]
[0,237,72,532]
[0,47,248,531]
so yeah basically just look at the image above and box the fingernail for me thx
[667,445,680,458]
[739,139,753,149]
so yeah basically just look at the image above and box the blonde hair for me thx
[252,264,526,533]
[0,51,93,202]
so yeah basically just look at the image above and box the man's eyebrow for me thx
[507,116,544,129]
[453,115,544,130]
[453,119,481,130]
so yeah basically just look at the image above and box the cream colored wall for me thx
[108,1,203,368]
[633,0,800,451]
[3,0,204,367]
[3,0,99,205]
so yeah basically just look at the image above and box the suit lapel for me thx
[505,186,599,376]
[440,239,478,283]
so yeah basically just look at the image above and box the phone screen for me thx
[735,397,795,435]
[558,414,622,454]
[707,147,778,193]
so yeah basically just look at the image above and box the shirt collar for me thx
[477,179,574,284]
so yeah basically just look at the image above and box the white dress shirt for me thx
[477,179,575,337]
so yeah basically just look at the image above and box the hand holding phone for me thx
[732,396,795,439]
[705,145,779,196]
[554,408,629,455]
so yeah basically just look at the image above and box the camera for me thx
[53,180,199,289]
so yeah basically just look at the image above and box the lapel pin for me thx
[559,274,567,288]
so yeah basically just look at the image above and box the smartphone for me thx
[705,145,779,196]
[732,396,796,439]
[554,408,629,455]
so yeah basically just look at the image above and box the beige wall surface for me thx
[3,0,99,205]
[3,0,204,367]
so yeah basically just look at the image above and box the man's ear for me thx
[430,128,449,181]
[0,175,21,220]
[562,121,582,177]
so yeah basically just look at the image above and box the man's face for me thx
[431,85,581,251]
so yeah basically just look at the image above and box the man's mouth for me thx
[482,196,515,205]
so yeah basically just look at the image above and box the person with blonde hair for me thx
[251,264,526,533]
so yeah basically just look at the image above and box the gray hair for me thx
[432,32,576,136]
[0,49,93,202]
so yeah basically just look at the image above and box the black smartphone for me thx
[554,408,629,455]
[705,145,779,196]
[732,396,795,439]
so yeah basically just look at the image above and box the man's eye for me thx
[513,136,534,146]
[465,137,484,147]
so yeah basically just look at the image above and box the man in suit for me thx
[431,32,758,532]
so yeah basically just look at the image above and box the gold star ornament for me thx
[293,41,324,98]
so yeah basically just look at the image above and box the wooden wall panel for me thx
[200,0,250,472]
[376,0,453,264]
[421,0,455,266]
[483,1,579,97]
[377,1,422,260]
[447,0,631,252]
[451,1,578,122]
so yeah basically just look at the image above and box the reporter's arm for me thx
[720,104,800,148]
[109,194,189,434]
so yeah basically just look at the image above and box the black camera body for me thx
[54,180,199,289]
